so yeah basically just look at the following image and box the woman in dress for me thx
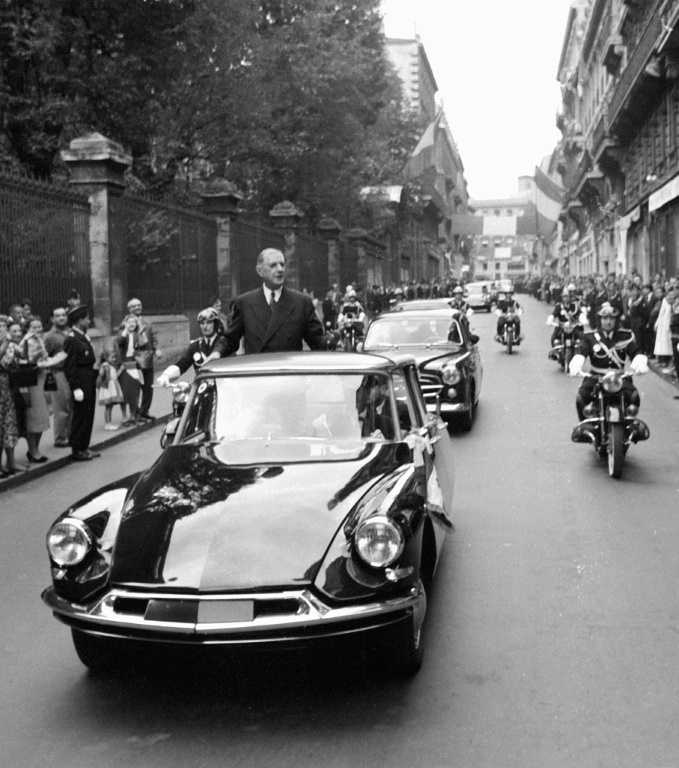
[0,317,22,475]
[115,314,143,426]
[21,315,59,463]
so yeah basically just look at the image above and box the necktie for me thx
[269,291,276,309]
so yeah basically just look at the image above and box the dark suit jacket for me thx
[63,329,97,392]
[219,286,326,355]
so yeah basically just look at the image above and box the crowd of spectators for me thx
[0,292,160,476]
[523,271,679,378]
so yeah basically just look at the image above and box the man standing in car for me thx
[218,248,328,355]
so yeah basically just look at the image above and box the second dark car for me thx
[362,308,483,431]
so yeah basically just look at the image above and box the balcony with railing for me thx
[607,8,663,133]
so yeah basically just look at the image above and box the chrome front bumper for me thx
[42,584,425,645]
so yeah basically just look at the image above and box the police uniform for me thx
[496,296,522,339]
[175,334,225,376]
[550,298,582,345]
[63,306,98,458]
[574,327,640,420]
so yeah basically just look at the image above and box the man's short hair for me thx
[257,248,285,267]
[127,297,142,309]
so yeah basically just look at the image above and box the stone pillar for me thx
[200,180,243,304]
[61,133,131,335]
[269,201,304,290]
[317,217,342,290]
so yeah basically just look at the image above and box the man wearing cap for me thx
[63,305,100,461]
[569,302,648,420]
[156,307,225,384]
[126,298,161,421]
[217,248,327,355]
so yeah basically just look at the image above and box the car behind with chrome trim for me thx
[362,309,482,431]
[42,352,455,677]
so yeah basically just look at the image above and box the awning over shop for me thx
[649,174,679,212]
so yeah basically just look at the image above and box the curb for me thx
[0,413,172,493]
[647,359,679,390]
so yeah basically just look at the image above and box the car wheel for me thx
[71,628,133,676]
[458,385,475,432]
[386,612,425,676]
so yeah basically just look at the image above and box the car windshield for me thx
[365,317,461,348]
[178,372,413,461]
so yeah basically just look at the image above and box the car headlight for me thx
[442,365,461,385]
[354,516,404,568]
[46,519,93,566]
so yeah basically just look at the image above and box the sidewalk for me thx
[0,384,177,492]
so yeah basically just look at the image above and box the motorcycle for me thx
[496,309,522,354]
[341,319,364,352]
[571,370,650,479]
[548,320,581,372]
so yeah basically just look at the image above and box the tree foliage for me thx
[0,0,421,228]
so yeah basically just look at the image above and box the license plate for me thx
[197,600,254,623]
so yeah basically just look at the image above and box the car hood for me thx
[109,442,406,592]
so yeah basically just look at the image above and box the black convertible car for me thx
[362,308,483,431]
[42,352,455,676]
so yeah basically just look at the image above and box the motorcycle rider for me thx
[547,285,584,358]
[337,289,367,348]
[450,285,473,316]
[568,302,648,420]
[156,307,225,385]
[495,288,523,343]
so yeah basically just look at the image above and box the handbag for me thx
[9,363,39,388]
[44,371,58,392]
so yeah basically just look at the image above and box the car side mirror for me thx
[470,333,479,345]
[356,341,364,352]
[160,417,180,449]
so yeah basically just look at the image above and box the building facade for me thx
[557,0,679,280]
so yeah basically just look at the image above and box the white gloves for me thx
[546,315,556,326]
[73,389,84,402]
[629,354,648,375]
[156,365,180,387]
[568,354,585,377]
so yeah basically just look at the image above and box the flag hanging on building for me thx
[533,165,565,238]
[403,110,443,180]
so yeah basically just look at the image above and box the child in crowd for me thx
[96,349,126,430]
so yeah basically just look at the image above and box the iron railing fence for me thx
[0,173,90,321]
[120,193,218,318]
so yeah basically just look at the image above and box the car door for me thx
[398,364,454,550]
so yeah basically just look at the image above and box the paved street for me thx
[2,296,679,768]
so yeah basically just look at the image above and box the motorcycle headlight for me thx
[442,365,461,385]
[601,373,623,393]
[46,519,93,566]
[355,516,404,568]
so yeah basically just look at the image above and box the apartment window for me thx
[494,209,501,216]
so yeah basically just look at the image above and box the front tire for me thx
[563,346,574,373]
[506,327,513,354]
[458,385,475,432]
[71,629,133,676]
[373,612,424,677]
[607,422,624,479]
